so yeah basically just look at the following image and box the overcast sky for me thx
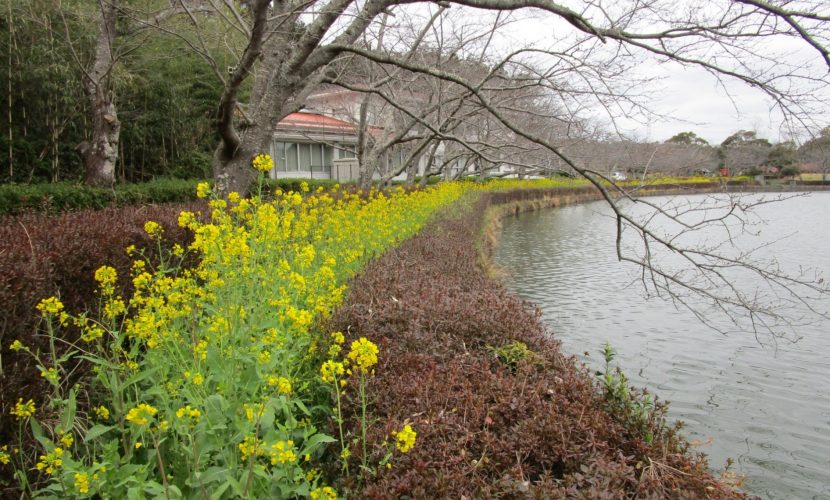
[616,62,791,145]
[483,5,830,146]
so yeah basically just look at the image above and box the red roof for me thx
[276,112,382,136]
[279,112,355,130]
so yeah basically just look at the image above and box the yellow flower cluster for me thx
[59,433,73,448]
[243,403,264,423]
[175,405,201,424]
[74,472,90,494]
[94,265,117,288]
[35,447,63,475]
[81,324,105,343]
[347,337,379,373]
[125,403,158,427]
[0,445,11,465]
[144,220,163,238]
[239,435,265,461]
[320,360,345,384]
[393,424,417,453]
[36,296,64,316]
[11,398,35,420]
[310,486,338,500]
[95,406,110,421]
[196,182,211,199]
[269,440,296,465]
[40,367,59,384]
[267,375,292,395]
[252,153,274,172]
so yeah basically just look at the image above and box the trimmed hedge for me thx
[0,202,206,469]
[329,190,744,497]
[263,177,344,193]
[0,178,202,215]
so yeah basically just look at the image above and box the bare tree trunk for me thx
[212,122,275,195]
[6,0,13,180]
[77,0,119,187]
[405,156,419,184]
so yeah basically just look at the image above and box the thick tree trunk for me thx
[78,97,119,186]
[212,131,267,196]
[78,1,119,187]
[357,154,377,189]
[213,105,276,197]
[405,152,422,184]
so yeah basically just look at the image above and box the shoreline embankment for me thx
[329,185,753,497]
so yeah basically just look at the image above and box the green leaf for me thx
[61,388,77,431]
[294,399,311,417]
[209,481,231,500]
[300,433,336,455]
[56,348,79,365]
[260,403,275,429]
[84,424,114,443]
[30,418,51,449]
[223,476,245,498]
[119,366,160,392]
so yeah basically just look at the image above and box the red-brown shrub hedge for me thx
[0,202,205,455]
[328,190,745,498]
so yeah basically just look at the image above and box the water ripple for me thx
[494,193,830,499]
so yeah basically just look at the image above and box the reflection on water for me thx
[493,193,830,499]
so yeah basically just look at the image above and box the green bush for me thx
[262,177,343,193]
[0,179,202,215]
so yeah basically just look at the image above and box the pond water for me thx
[493,192,830,499]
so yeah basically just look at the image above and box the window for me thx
[311,143,323,170]
[323,145,333,169]
[338,145,356,159]
[286,143,299,171]
[274,142,287,171]
[298,143,311,170]
[274,141,336,172]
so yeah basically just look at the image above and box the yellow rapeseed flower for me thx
[243,403,264,423]
[178,210,198,228]
[176,405,201,424]
[320,360,344,384]
[269,440,296,465]
[74,472,90,494]
[267,375,292,395]
[196,182,211,199]
[95,405,110,421]
[94,265,118,287]
[347,337,379,373]
[35,447,63,475]
[393,424,417,453]
[103,297,126,319]
[252,153,274,172]
[0,446,10,465]
[9,339,25,351]
[310,486,338,500]
[239,435,264,461]
[144,220,163,237]
[36,296,64,317]
[59,432,73,448]
[81,324,105,343]
[125,403,158,427]
[40,367,59,384]
[11,398,35,419]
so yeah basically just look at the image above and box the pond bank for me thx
[329,187,746,497]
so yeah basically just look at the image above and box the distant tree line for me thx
[1,1,226,184]
[1,1,828,187]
